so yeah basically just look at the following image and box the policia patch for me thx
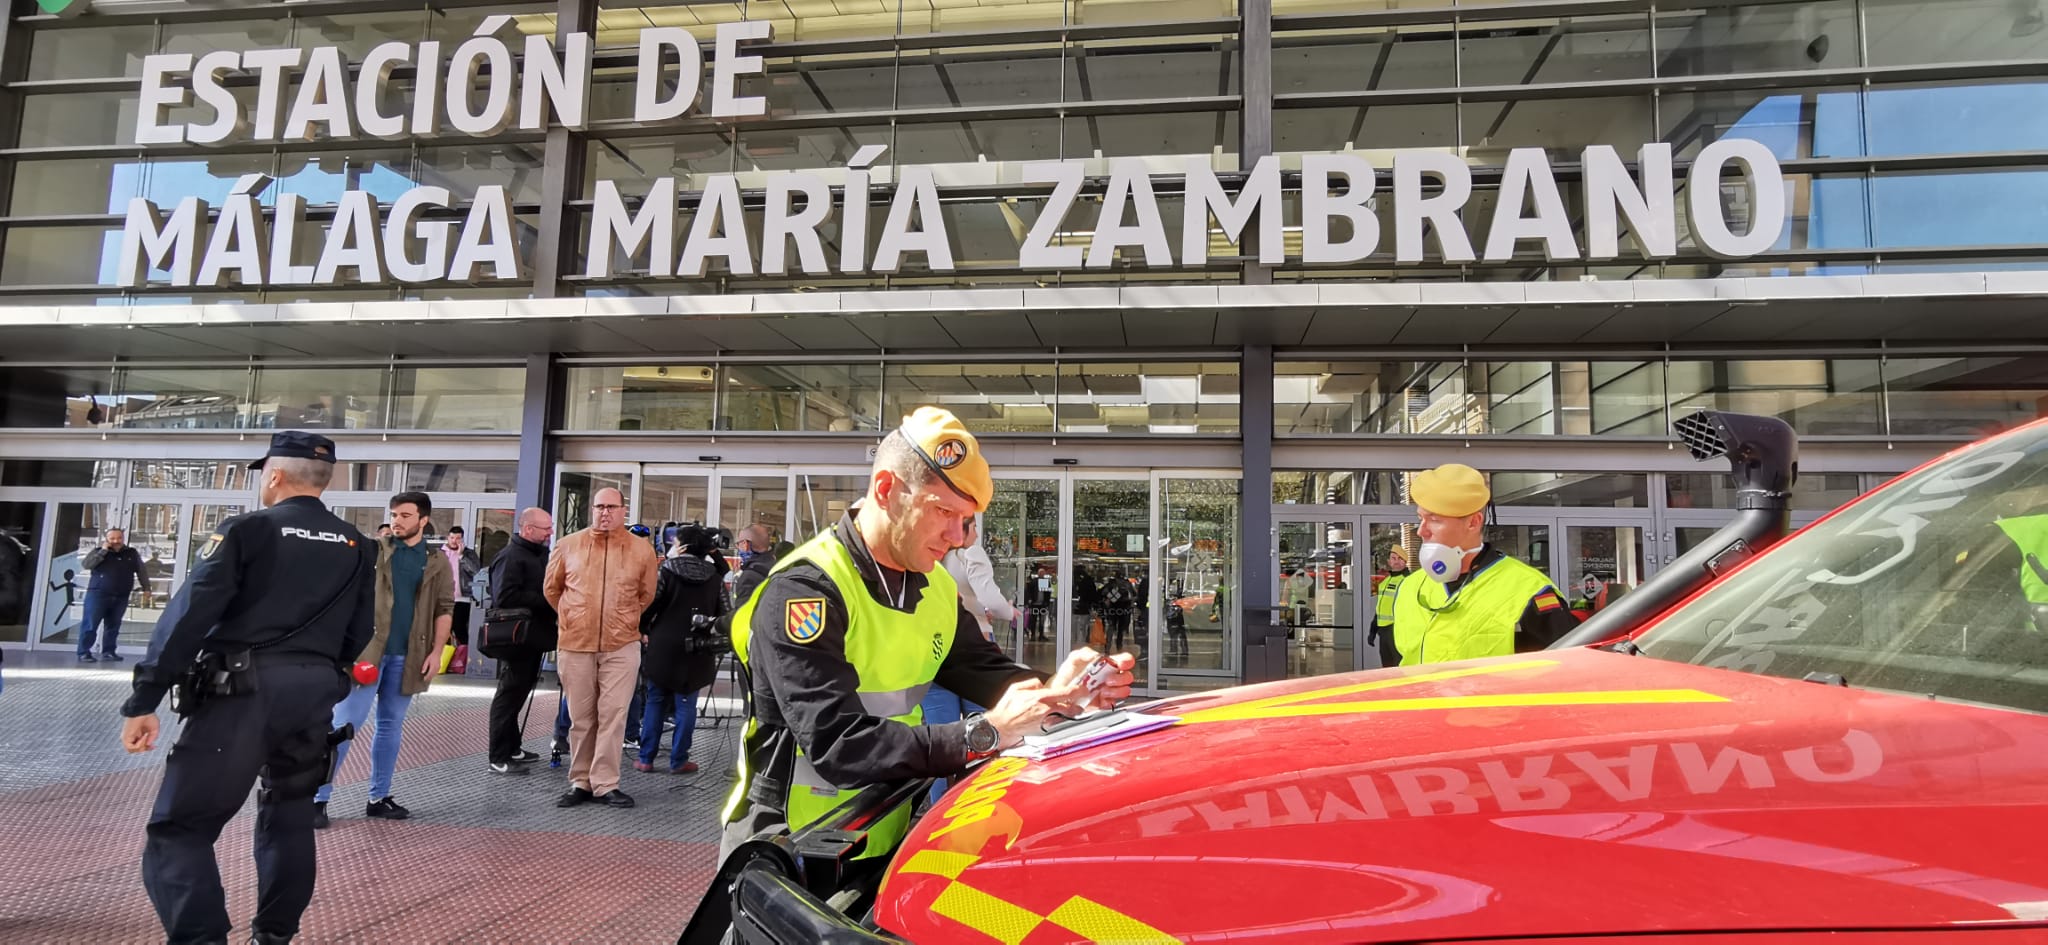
[198,534,224,560]
[786,599,827,644]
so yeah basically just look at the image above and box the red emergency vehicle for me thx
[688,411,2048,943]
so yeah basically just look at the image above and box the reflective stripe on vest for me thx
[1390,555,1553,666]
[727,528,958,856]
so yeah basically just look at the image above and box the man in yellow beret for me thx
[1391,463,1580,665]
[715,406,1136,865]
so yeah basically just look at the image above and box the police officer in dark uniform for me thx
[119,432,376,945]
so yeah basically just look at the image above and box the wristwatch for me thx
[963,713,1001,756]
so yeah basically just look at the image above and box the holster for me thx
[321,723,356,788]
[169,648,256,719]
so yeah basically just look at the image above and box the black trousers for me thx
[142,661,345,945]
[451,601,471,646]
[1374,623,1402,669]
[489,649,544,763]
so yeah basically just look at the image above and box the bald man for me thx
[485,507,559,774]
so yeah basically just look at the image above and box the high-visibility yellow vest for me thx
[1373,572,1406,628]
[723,528,958,857]
[1391,555,1553,665]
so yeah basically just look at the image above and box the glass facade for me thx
[0,364,523,432]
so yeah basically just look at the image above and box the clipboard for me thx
[1001,709,1180,761]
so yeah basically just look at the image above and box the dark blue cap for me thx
[249,430,339,469]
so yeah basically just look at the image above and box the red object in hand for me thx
[350,661,379,686]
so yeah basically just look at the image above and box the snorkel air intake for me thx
[1550,410,1798,650]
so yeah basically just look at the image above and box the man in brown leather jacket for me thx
[544,487,659,809]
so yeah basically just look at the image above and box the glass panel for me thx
[274,149,418,206]
[1667,471,1863,513]
[1491,472,1650,509]
[564,364,717,431]
[119,504,179,647]
[2,225,119,287]
[1462,94,1654,164]
[1660,85,1865,160]
[1073,479,1151,684]
[474,507,517,575]
[1460,14,1653,86]
[160,18,292,59]
[1161,477,1239,690]
[556,470,634,534]
[896,46,1063,110]
[333,463,401,493]
[720,363,882,432]
[0,502,47,644]
[584,135,735,197]
[1274,103,1457,155]
[986,478,1059,674]
[642,476,712,543]
[1673,525,1720,558]
[1561,524,1645,618]
[114,366,253,430]
[882,363,1057,434]
[26,23,155,80]
[1058,362,1239,434]
[1074,0,1235,25]
[0,367,118,429]
[251,366,387,430]
[794,474,865,539]
[1485,522,1552,578]
[893,118,1061,166]
[1070,37,1238,102]
[289,10,431,59]
[418,144,547,206]
[1590,361,1667,435]
[1277,520,1353,679]
[17,92,137,149]
[1363,522,1409,668]
[1865,0,2048,66]
[1655,1,1856,76]
[129,460,251,491]
[39,503,111,647]
[719,475,789,541]
[188,505,247,580]
[1275,27,1456,93]
[1666,359,1883,435]
[10,157,137,216]
[1066,111,1238,161]
[1884,356,2048,436]
[756,53,901,116]
[405,463,518,494]
[1867,81,2048,156]
[3,460,119,488]
[1871,170,2048,249]
[392,366,525,431]
[1272,469,1407,505]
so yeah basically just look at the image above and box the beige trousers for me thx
[557,645,641,795]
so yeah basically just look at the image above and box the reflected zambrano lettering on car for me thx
[1175,658,1728,725]
[897,849,1180,945]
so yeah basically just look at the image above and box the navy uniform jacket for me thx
[121,496,376,718]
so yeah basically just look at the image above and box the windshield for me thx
[1636,422,2048,715]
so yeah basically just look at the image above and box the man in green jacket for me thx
[314,490,455,828]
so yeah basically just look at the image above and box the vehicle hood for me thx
[878,649,2048,943]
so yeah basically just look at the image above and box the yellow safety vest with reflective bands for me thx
[724,528,957,857]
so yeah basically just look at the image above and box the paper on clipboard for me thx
[1001,710,1180,761]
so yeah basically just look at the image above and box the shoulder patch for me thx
[198,534,224,560]
[785,598,828,644]
[1533,589,1564,612]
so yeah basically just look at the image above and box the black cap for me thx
[248,430,339,470]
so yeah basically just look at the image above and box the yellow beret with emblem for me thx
[895,406,992,513]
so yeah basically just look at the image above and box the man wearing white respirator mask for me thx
[1391,464,1580,666]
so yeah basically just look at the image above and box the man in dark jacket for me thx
[78,528,148,662]
[728,523,776,611]
[484,507,559,775]
[636,524,729,775]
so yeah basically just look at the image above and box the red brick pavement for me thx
[1,693,715,944]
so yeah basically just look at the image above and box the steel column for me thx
[532,0,598,297]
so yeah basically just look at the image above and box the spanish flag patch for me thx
[1533,590,1564,612]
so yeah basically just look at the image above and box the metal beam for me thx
[533,0,598,298]
[1239,0,1273,287]
[516,353,560,514]
[1238,343,1278,682]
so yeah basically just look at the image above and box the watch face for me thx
[967,717,998,752]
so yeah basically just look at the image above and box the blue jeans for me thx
[920,686,983,804]
[316,654,413,804]
[638,681,697,769]
[77,594,127,656]
[554,699,571,745]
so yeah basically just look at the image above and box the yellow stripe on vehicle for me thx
[933,880,1046,945]
[1182,688,1727,724]
[1046,896,1180,944]
[899,848,980,880]
[1180,658,1561,723]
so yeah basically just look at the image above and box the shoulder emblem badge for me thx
[786,598,827,644]
[199,534,224,560]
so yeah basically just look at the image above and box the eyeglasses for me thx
[593,503,623,511]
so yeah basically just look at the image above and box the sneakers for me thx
[623,738,641,752]
[489,760,530,776]
[599,790,635,809]
[77,653,97,663]
[556,787,593,808]
[550,737,569,755]
[365,797,410,820]
[671,761,700,774]
[633,761,654,773]
[311,802,329,830]
[508,749,542,764]
[101,652,124,662]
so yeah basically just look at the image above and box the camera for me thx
[681,612,728,656]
